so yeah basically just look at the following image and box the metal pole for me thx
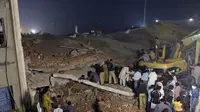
[143,0,147,27]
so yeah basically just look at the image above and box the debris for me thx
[69,49,79,57]
[52,73,135,97]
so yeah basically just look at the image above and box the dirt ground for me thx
[53,81,143,112]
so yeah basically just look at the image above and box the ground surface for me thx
[53,82,142,112]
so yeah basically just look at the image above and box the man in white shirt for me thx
[141,69,149,84]
[119,66,130,86]
[167,71,177,87]
[147,69,158,88]
[156,82,165,99]
[54,104,63,112]
[132,70,142,89]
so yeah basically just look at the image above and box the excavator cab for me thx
[158,44,171,60]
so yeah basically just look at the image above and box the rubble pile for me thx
[22,38,123,72]
[53,82,140,112]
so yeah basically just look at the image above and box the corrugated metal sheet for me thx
[0,87,12,112]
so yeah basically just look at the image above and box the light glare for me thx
[30,29,36,34]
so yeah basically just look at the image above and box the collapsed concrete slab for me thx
[52,73,134,97]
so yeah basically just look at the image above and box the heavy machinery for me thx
[139,29,200,78]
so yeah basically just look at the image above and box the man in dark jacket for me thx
[34,88,42,112]
[137,80,147,110]
[63,101,74,112]
[88,69,100,84]
[154,99,172,112]
[107,59,117,84]
[151,85,162,111]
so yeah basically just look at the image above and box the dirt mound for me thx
[23,23,195,71]
[108,23,194,45]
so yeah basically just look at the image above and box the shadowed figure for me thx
[92,98,102,112]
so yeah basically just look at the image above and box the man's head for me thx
[175,82,180,87]
[169,85,174,90]
[57,95,61,100]
[67,101,72,105]
[100,62,104,66]
[155,85,161,90]
[168,75,173,81]
[162,108,170,112]
[176,97,181,102]
[36,87,40,92]
[160,98,166,102]
[192,84,197,89]
[110,59,113,62]
[54,104,61,109]
[149,85,155,90]
[151,69,155,72]
[91,68,96,72]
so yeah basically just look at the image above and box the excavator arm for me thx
[158,29,200,64]
[195,39,200,64]
[173,29,200,64]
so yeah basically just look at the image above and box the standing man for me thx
[149,49,156,61]
[190,63,200,86]
[103,61,109,83]
[147,85,155,112]
[34,88,42,112]
[188,52,192,66]
[151,85,162,111]
[155,37,160,61]
[154,99,172,112]
[195,91,200,112]
[42,88,52,112]
[148,69,158,89]
[137,80,147,111]
[63,101,74,112]
[108,59,117,84]
[190,84,199,112]
[156,82,165,100]
[141,69,149,84]
[54,104,63,112]
[132,69,142,90]
[174,82,181,100]
[99,62,105,85]
[118,66,130,86]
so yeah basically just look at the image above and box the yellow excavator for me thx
[139,29,200,78]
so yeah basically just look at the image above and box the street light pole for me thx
[143,0,147,27]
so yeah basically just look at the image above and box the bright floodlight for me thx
[155,19,159,23]
[189,18,194,22]
[30,29,36,34]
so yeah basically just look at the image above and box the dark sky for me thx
[19,0,200,34]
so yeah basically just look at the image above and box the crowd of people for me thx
[32,56,200,112]
[84,58,200,112]
[34,87,74,112]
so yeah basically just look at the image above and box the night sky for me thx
[19,0,200,34]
